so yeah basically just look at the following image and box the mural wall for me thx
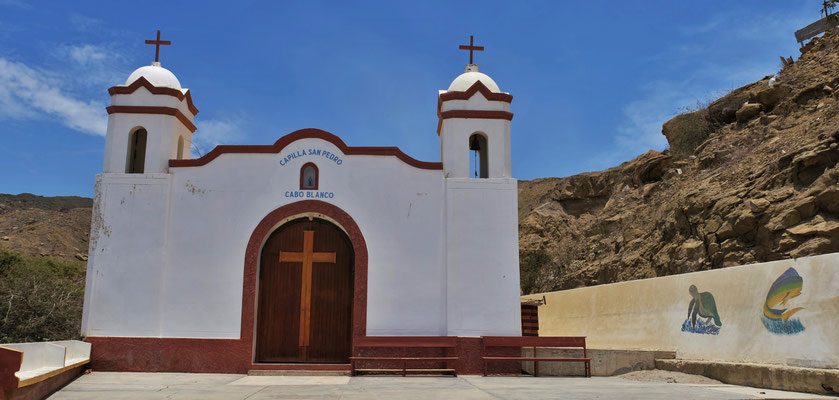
[522,252,839,369]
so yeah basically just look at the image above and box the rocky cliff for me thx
[519,31,839,293]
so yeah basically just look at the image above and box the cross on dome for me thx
[145,30,171,63]
[458,35,484,65]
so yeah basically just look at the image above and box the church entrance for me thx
[255,217,354,363]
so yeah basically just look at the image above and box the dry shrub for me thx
[0,248,85,343]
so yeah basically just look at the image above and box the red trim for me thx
[436,80,514,134]
[438,80,513,103]
[169,128,443,170]
[86,200,369,374]
[0,346,22,389]
[106,106,197,133]
[299,162,319,190]
[437,110,515,135]
[440,110,514,121]
[109,76,199,116]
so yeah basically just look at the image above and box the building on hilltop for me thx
[81,34,521,374]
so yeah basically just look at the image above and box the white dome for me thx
[125,64,182,89]
[447,71,500,93]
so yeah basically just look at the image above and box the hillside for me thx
[519,31,839,293]
[0,193,92,263]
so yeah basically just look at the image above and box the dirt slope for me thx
[0,194,92,263]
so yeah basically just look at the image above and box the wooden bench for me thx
[481,336,590,377]
[350,336,459,376]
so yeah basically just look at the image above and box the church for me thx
[81,33,521,374]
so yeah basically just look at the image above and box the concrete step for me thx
[655,358,839,396]
[248,368,350,377]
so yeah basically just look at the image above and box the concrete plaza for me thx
[50,372,832,399]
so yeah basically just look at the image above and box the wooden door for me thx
[256,218,354,363]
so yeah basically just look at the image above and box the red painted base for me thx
[86,337,251,374]
[3,364,86,400]
[87,336,522,375]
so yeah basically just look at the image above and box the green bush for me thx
[520,249,552,295]
[0,248,86,343]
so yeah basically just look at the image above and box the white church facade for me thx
[81,38,521,374]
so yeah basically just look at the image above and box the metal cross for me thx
[458,35,484,65]
[145,30,171,63]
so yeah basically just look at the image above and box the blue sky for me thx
[0,0,821,197]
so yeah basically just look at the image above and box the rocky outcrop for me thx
[519,30,839,293]
[662,110,710,156]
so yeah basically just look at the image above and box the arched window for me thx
[127,128,147,173]
[177,136,185,160]
[469,133,488,179]
[300,162,319,190]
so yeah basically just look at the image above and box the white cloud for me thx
[66,44,107,65]
[597,56,777,170]
[0,58,107,136]
[68,14,101,31]
[679,14,728,36]
[0,0,30,8]
[192,119,245,157]
[50,43,127,88]
[596,5,813,170]
[615,88,679,152]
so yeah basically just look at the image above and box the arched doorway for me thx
[255,217,354,363]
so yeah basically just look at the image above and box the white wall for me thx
[82,174,171,337]
[85,134,522,340]
[445,178,522,336]
[523,252,839,369]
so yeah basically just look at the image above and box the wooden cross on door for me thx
[279,230,336,360]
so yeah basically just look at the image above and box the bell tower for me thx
[83,31,198,338]
[102,30,198,174]
[438,36,513,179]
[440,36,521,337]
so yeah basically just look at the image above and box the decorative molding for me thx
[438,80,513,103]
[169,128,443,170]
[436,110,515,134]
[108,76,199,116]
[436,80,514,134]
[439,110,514,121]
[106,106,197,133]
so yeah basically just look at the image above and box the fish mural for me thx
[681,285,721,335]
[761,267,805,335]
